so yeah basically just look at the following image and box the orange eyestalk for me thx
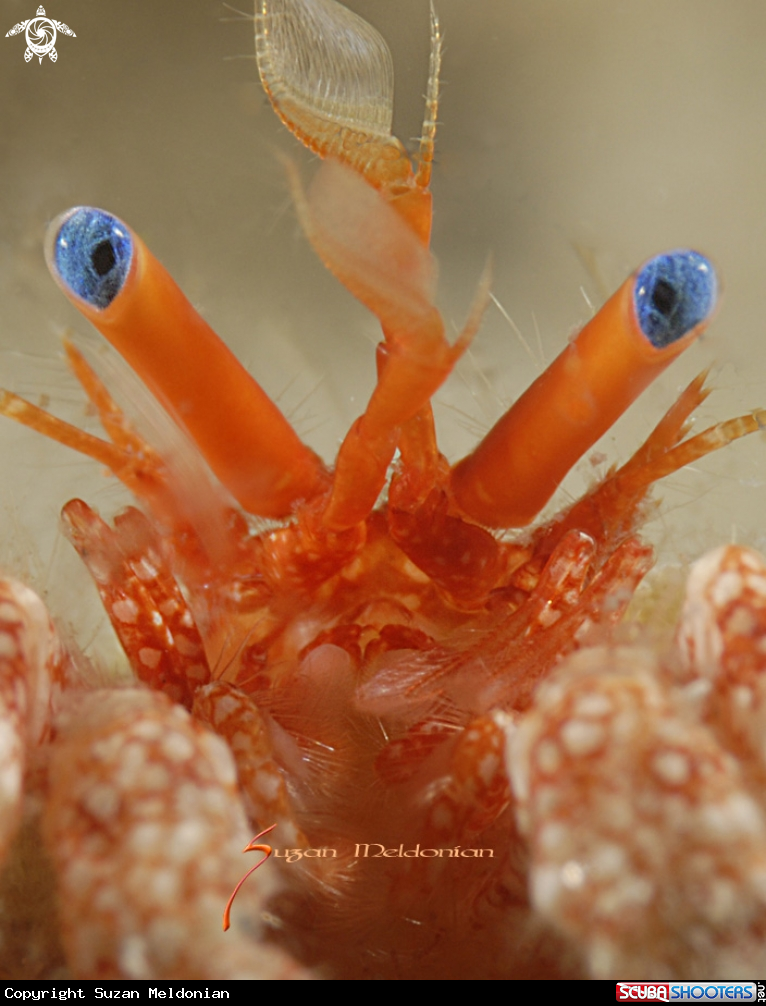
[45,207,329,519]
[450,251,718,528]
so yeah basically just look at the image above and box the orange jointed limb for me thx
[525,373,763,570]
[450,251,718,528]
[62,338,149,454]
[394,401,442,506]
[46,208,329,519]
[286,157,479,529]
[252,0,446,528]
[320,292,485,529]
[0,388,135,475]
[1,348,220,534]
[616,406,766,496]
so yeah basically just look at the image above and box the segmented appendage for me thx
[0,0,764,981]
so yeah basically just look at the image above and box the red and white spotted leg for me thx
[43,688,313,979]
[193,681,308,849]
[423,711,515,843]
[508,645,766,979]
[61,500,211,710]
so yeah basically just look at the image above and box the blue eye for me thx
[49,207,133,310]
[634,250,717,348]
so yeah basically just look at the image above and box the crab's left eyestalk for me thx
[46,207,329,518]
[450,250,718,528]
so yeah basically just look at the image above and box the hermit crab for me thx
[2,0,766,982]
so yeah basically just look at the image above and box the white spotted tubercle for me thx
[507,644,766,979]
[0,580,71,858]
[43,689,313,979]
[677,545,766,777]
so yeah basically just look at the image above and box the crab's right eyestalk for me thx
[450,250,718,529]
[46,207,329,518]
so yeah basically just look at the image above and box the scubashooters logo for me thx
[5,6,76,63]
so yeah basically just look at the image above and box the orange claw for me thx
[450,251,718,528]
[45,208,329,519]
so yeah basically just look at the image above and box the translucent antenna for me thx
[415,2,442,191]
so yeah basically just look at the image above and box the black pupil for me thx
[91,239,116,277]
[651,278,676,317]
